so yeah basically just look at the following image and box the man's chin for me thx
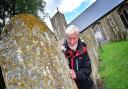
[69,45,77,50]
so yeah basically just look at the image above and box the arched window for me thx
[92,22,107,43]
[118,3,128,29]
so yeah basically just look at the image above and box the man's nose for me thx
[70,39,74,44]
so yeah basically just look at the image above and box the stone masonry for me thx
[0,14,77,89]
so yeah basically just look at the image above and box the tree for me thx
[0,0,46,36]
[14,0,46,18]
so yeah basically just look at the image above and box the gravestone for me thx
[0,14,77,89]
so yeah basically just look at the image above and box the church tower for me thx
[50,8,67,40]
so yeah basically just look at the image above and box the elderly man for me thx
[61,25,93,89]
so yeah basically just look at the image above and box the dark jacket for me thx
[63,39,93,89]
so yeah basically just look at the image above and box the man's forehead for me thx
[67,34,78,39]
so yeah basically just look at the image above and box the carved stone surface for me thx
[0,14,77,89]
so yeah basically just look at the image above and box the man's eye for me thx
[69,38,72,40]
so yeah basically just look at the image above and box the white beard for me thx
[68,43,78,51]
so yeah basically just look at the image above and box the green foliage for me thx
[99,41,128,89]
[14,0,46,17]
[0,0,46,35]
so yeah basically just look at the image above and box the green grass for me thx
[99,41,128,89]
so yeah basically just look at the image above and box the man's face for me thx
[67,32,78,49]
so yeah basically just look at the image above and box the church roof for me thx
[68,0,124,32]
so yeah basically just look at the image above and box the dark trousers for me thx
[75,78,94,89]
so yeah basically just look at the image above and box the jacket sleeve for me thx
[76,52,92,80]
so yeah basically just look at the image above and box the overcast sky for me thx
[42,0,96,31]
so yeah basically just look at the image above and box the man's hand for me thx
[70,69,76,79]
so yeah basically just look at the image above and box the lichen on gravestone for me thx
[0,13,77,89]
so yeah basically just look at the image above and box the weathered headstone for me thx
[0,14,77,89]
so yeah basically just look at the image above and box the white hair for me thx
[65,25,80,38]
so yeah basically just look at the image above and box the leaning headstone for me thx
[0,14,77,89]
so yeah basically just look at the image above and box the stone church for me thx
[50,0,128,86]
[0,0,127,88]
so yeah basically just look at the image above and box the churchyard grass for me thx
[99,41,128,89]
